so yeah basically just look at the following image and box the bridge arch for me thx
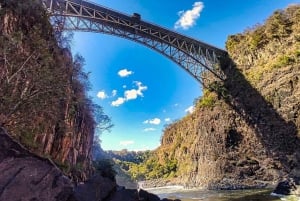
[42,0,228,86]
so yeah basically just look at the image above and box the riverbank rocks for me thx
[0,127,75,201]
[107,188,180,201]
[272,178,300,196]
[139,189,161,201]
[208,178,268,190]
[139,179,179,189]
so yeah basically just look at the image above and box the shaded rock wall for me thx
[156,4,300,189]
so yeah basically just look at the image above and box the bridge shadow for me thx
[213,56,300,177]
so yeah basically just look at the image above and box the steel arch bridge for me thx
[41,0,228,85]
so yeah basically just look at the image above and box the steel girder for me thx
[41,0,228,85]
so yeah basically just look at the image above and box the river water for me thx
[145,186,287,201]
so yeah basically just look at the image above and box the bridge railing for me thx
[45,0,227,55]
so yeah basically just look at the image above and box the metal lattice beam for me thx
[41,0,228,85]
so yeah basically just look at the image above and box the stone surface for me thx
[107,188,179,201]
[139,189,161,201]
[272,178,300,196]
[0,127,177,201]
[108,189,138,201]
[0,127,75,201]
[74,174,116,201]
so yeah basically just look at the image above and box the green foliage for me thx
[245,69,263,83]
[19,129,38,149]
[225,5,300,85]
[55,160,71,174]
[226,5,299,56]
[272,55,296,68]
[93,159,117,181]
[265,10,292,40]
[295,50,300,58]
[208,81,229,99]
[226,34,244,53]
[113,151,178,181]
[106,149,151,164]
[74,162,84,171]
[248,25,267,50]
[196,90,217,109]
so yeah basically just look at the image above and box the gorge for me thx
[0,0,300,201]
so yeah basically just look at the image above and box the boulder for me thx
[108,189,138,201]
[107,188,181,201]
[0,127,76,201]
[138,189,161,201]
[272,178,300,196]
[73,174,116,201]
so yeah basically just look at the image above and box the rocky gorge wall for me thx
[0,0,95,182]
[155,4,300,189]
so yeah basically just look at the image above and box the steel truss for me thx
[41,0,228,85]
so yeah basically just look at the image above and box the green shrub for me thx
[55,160,71,173]
[294,50,300,57]
[93,159,116,181]
[197,90,217,109]
[273,55,295,68]
[19,130,38,149]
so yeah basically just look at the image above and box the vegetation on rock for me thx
[0,0,113,182]
[226,5,300,85]
[131,4,300,189]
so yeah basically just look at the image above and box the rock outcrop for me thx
[272,178,300,196]
[152,4,300,189]
[74,174,116,201]
[0,127,75,201]
[0,127,179,201]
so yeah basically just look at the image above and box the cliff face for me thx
[155,4,300,188]
[0,0,96,182]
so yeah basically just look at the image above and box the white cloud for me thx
[125,89,139,100]
[165,118,171,122]
[97,90,108,100]
[185,106,195,114]
[124,81,147,100]
[118,69,133,77]
[143,118,161,125]
[119,140,135,146]
[112,90,117,97]
[143,128,156,132]
[174,1,204,30]
[111,97,126,107]
[111,81,147,107]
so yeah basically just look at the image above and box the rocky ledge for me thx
[0,127,179,201]
[0,127,76,201]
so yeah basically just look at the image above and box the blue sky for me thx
[71,0,300,151]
